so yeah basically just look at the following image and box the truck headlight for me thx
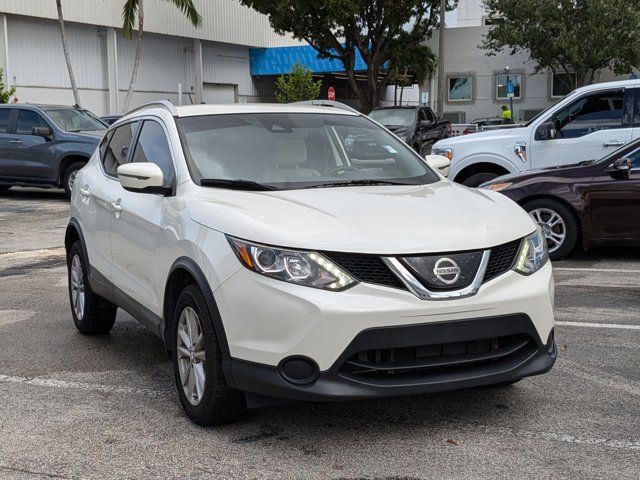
[432,147,453,160]
[514,229,549,275]
[227,237,357,291]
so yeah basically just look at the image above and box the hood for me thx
[65,130,105,142]
[434,126,527,148]
[189,182,536,254]
[485,160,598,186]
[384,125,412,133]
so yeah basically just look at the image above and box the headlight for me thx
[227,237,357,291]
[483,182,512,192]
[514,229,549,275]
[432,147,453,160]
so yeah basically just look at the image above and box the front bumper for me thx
[228,314,556,402]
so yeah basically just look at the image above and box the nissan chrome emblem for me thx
[433,258,461,284]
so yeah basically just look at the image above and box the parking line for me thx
[556,321,640,331]
[554,267,640,274]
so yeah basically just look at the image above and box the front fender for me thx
[450,153,522,181]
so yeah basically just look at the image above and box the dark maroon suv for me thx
[481,140,640,260]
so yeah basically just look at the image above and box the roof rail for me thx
[127,100,178,116]
[292,100,360,114]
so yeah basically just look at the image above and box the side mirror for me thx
[117,163,170,195]
[535,121,557,141]
[32,126,52,137]
[424,154,451,178]
[608,158,632,180]
[419,120,433,128]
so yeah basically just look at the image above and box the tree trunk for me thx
[123,0,144,112]
[399,84,404,105]
[394,83,398,106]
[56,0,81,106]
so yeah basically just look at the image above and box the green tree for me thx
[482,0,640,88]
[388,34,437,105]
[275,63,322,103]
[240,0,456,113]
[0,68,16,104]
[122,0,202,112]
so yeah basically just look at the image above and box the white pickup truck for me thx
[432,79,640,186]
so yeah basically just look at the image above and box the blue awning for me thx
[249,44,367,76]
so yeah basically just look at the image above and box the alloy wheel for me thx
[529,208,566,254]
[70,254,85,319]
[68,170,78,193]
[176,306,206,406]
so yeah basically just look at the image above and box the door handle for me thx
[9,139,22,145]
[78,186,90,197]
[603,140,625,147]
[109,200,122,213]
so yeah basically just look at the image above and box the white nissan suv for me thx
[66,101,556,425]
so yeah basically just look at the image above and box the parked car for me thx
[432,79,640,186]
[0,104,107,197]
[462,117,504,135]
[369,106,451,156]
[66,101,555,425]
[482,139,640,260]
[101,114,123,125]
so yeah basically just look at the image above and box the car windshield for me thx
[44,108,107,132]
[176,113,438,190]
[369,109,416,127]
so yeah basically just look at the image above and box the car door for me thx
[420,108,440,151]
[80,121,139,284]
[10,109,55,180]
[529,88,633,170]
[0,108,17,181]
[589,146,640,241]
[109,118,177,316]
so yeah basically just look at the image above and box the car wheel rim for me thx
[68,170,77,192]
[529,208,566,253]
[176,306,206,406]
[70,254,85,319]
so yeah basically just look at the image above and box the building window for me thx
[448,77,472,101]
[552,73,577,98]
[496,74,521,100]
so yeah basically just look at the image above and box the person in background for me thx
[501,105,513,124]
[12,97,18,103]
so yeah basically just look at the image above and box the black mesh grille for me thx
[483,239,521,282]
[340,333,536,382]
[322,252,407,290]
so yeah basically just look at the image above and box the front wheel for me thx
[523,198,579,261]
[172,284,246,426]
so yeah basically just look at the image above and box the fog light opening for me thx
[278,356,319,386]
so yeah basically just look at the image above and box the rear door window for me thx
[16,110,49,135]
[0,109,11,133]
[101,121,138,177]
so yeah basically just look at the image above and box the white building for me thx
[0,0,304,114]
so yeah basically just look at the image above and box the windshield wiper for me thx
[305,179,410,189]
[199,178,278,191]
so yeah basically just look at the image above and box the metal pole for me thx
[178,82,183,106]
[436,0,446,117]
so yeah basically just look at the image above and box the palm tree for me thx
[122,0,202,112]
[56,0,81,106]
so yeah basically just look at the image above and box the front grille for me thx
[340,333,536,383]
[484,239,521,282]
[322,252,406,291]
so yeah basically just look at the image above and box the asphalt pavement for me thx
[0,187,638,480]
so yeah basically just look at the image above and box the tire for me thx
[523,198,579,261]
[462,172,500,187]
[67,241,117,334]
[172,284,246,426]
[62,162,85,198]
[0,185,10,192]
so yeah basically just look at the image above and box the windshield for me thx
[369,109,416,127]
[44,108,107,132]
[176,113,438,190]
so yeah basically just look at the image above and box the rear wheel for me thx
[63,162,85,198]
[172,284,246,426]
[67,241,117,334]
[523,198,579,261]
[462,172,500,187]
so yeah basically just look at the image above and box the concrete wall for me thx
[424,26,630,123]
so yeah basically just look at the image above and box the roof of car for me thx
[173,103,359,117]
